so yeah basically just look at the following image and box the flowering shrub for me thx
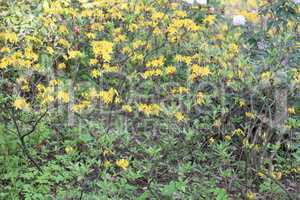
[0,0,299,199]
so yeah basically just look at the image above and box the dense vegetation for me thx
[0,0,299,199]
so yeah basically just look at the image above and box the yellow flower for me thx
[88,88,98,99]
[261,71,272,81]
[37,83,45,92]
[42,95,55,105]
[182,56,192,65]
[24,47,38,61]
[91,41,114,62]
[0,32,18,43]
[174,10,187,18]
[175,112,185,122]
[57,91,70,103]
[103,160,111,168]
[143,69,163,79]
[89,59,98,65]
[138,103,161,116]
[116,159,129,170]
[0,58,10,69]
[0,47,10,53]
[240,11,259,23]
[228,43,239,54]
[57,38,70,48]
[203,15,216,25]
[171,87,189,95]
[271,171,282,180]
[132,40,145,49]
[25,35,42,45]
[190,65,210,81]
[215,33,225,41]
[49,79,60,87]
[245,112,255,119]
[209,137,215,145]
[99,88,118,105]
[103,149,113,156]
[151,11,165,21]
[196,92,205,105]
[288,107,296,115]
[65,146,75,154]
[91,23,104,31]
[248,0,258,8]
[146,56,165,68]
[165,65,176,75]
[13,97,30,110]
[239,99,246,107]
[58,25,68,34]
[86,32,96,39]
[68,50,83,59]
[47,46,54,55]
[224,135,232,141]
[58,63,66,70]
[114,97,121,104]
[103,63,119,73]
[113,34,127,43]
[21,84,30,92]
[175,55,184,62]
[233,128,244,136]
[178,87,189,94]
[91,69,101,78]
[296,166,300,174]
[246,192,256,200]
[257,171,266,178]
[122,105,133,113]
[71,101,91,112]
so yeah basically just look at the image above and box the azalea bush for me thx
[0,0,299,199]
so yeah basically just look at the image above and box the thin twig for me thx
[9,109,44,173]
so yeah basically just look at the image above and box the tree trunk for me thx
[274,88,288,134]
[68,78,75,127]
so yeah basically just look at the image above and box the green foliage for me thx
[0,0,300,199]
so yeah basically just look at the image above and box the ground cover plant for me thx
[0,0,300,199]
